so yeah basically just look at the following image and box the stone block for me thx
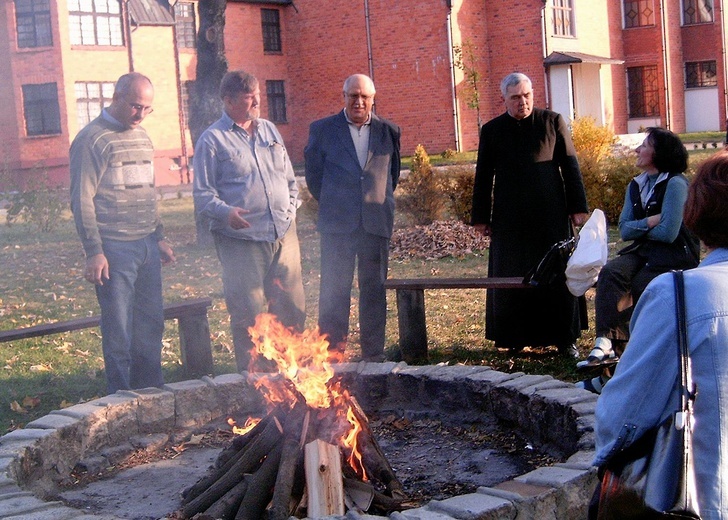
[204,373,264,417]
[52,403,110,453]
[515,465,597,520]
[91,394,140,445]
[425,365,491,382]
[429,492,517,519]
[119,388,175,433]
[0,491,56,516]
[2,502,89,519]
[395,506,459,519]
[482,481,559,519]
[164,379,219,428]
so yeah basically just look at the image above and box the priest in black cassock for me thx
[471,72,589,357]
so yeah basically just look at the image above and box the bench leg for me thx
[177,314,214,378]
[396,289,428,364]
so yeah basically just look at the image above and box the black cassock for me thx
[471,108,589,347]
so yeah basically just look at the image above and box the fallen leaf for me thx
[59,400,73,408]
[187,433,205,445]
[22,396,41,408]
[30,364,52,372]
[10,401,27,414]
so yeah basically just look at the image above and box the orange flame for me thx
[228,417,260,436]
[246,313,367,480]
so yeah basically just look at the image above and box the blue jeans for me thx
[96,235,164,394]
[213,223,306,371]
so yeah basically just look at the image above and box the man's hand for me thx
[227,207,251,230]
[473,223,491,237]
[158,240,176,266]
[570,212,590,227]
[85,254,109,285]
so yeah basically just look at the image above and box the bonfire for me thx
[178,314,408,519]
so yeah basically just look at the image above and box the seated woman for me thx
[576,128,700,393]
[593,149,728,518]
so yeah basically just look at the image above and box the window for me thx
[174,2,196,49]
[685,61,717,88]
[683,0,713,24]
[75,81,114,128]
[22,83,61,136]
[181,80,195,128]
[15,0,53,48]
[68,0,123,46]
[266,80,287,123]
[261,9,281,52]
[553,0,575,37]
[627,66,660,118]
[623,0,655,28]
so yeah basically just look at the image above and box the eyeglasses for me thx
[346,94,373,102]
[128,102,154,115]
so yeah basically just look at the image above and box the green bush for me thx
[397,144,447,225]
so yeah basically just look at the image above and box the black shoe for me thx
[558,343,579,359]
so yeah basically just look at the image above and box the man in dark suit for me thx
[305,73,401,362]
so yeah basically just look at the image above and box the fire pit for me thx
[0,319,600,519]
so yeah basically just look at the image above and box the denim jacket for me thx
[193,113,298,242]
[595,247,728,519]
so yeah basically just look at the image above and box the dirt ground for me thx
[56,413,557,519]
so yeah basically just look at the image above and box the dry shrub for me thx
[397,144,447,225]
[440,164,475,224]
[572,117,637,224]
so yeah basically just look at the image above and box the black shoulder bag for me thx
[596,270,700,519]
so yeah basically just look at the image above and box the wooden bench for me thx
[0,297,215,378]
[384,277,532,363]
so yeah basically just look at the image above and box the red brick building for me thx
[1,0,726,188]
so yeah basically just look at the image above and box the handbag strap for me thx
[672,270,694,426]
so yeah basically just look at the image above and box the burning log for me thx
[181,417,283,517]
[176,314,411,519]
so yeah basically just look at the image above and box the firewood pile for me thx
[390,220,489,260]
[177,314,411,519]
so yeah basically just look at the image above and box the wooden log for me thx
[183,410,282,503]
[304,439,345,518]
[268,405,311,520]
[181,418,283,518]
[215,411,278,470]
[202,476,248,520]
[234,441,284,520]
[346,395,406,499]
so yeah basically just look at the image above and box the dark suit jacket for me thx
[304,111,401,238]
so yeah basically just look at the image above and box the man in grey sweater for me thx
[70,72,175,394]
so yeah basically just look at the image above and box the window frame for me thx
[553,0,575,37]
[682,0,713,25]
[685,60,717,88]
[627,65,660,118]
[174,1,196,49]
[261,8,282,53]
[22,83,62,137]
[623,0,655,28]
[75,81,115,129]
[266,80,287,123]
[15,0,53,49]
[68,0,124,47]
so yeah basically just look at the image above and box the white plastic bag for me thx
[565,209,608,296]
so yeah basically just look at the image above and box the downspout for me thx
[171,11,189,184]
[541,1,550,108]
[446,3,461,152]
[123,0,134,70]
[659,0,671,129]
[364,0,374,81]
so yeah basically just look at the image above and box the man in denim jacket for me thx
[193,70,305,372]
